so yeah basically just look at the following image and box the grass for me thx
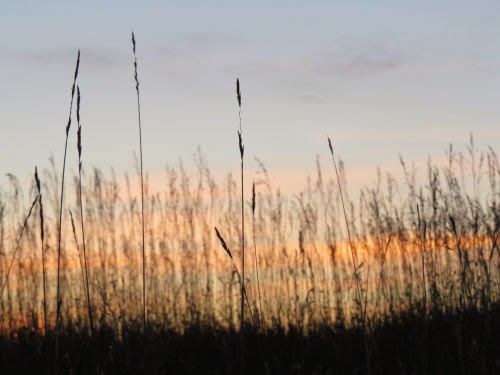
[54,50,80,369]
[251,181,264,326]
[131,31,147,332]
[76,86,94,335]
[0,40,499,374]
[34,167,47,335]
[0,194,38,313]
[328,136,371,373]
[0,306,498,374]
[236,77,246,372]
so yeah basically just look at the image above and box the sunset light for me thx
[1,1,499,374]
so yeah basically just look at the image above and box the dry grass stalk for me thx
[214,227,254,324]
[34,167,47,335]
[131,31,146,331]
[69,209,89,307]
[327,137,363,316]
[328,136,371,374]
[76,86,94,334]
[215,225,269,373]
[236,78,245,372]
[55,50,80,369]
[417,203,428,374]
[251,182,263,325]
[0,194,38,303]
[215,226,232,260]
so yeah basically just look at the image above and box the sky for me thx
[1,1,500,195]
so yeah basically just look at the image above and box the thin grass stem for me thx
[34,167,47,335]
[251,182,263,326]
[55,50,80,371]
[131,31,146,332]
[76,86,94,335]
[236,78,245,373]
[0,194,38,302]
[327,136,371,375]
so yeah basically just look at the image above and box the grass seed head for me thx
[215,227,232,260]
[69,210,77,242]
[66,50,80,136]
[236,78,241,107]
[132,32,139,91]
[77,125,82,161]
[34,167,44,241]
[238,131,244,158]
[251,182,256,215]
[74,50,80,82]
[66,118,72,137]
[70,50,80,99]
[77,86,81,125]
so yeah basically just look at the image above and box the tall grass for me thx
[0,40,499,373]
[76,86,94,334]
[328,136,371,374]
[327,137,363,320]
[1,137,499,333]
[69,209,88,310]
[251,182,263,325]
[417,203,428,373]
[0,193,38,308]
[54,49,80,370]
[236,78,246,371]
[1,134,499,372]
[131,31,146,331]
[34,167,47,334]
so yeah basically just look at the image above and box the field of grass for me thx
[0,38,499,374]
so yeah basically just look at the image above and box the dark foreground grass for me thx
[1,303,498,374]
[1,44,498,374]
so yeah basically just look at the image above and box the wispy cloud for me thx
[399,62,500,73]
[296,93,326,104]
[151,32,404,78]
[5,46,120,69]
[342,51,402,76]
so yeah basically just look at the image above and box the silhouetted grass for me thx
[0,40,499,374]
[34,167,47,335]
[76,86,94,335]
[0,304,498,374]
[131,31,147,332]
[54,50,80,369]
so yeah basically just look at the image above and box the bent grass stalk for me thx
[0,194,38,304]
[131,31,146,331]
[327,136,371,375]
[215,226,270,374]
[327,137,363,317]
[214,227,254,324]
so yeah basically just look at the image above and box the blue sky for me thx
[1,1,500,193]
